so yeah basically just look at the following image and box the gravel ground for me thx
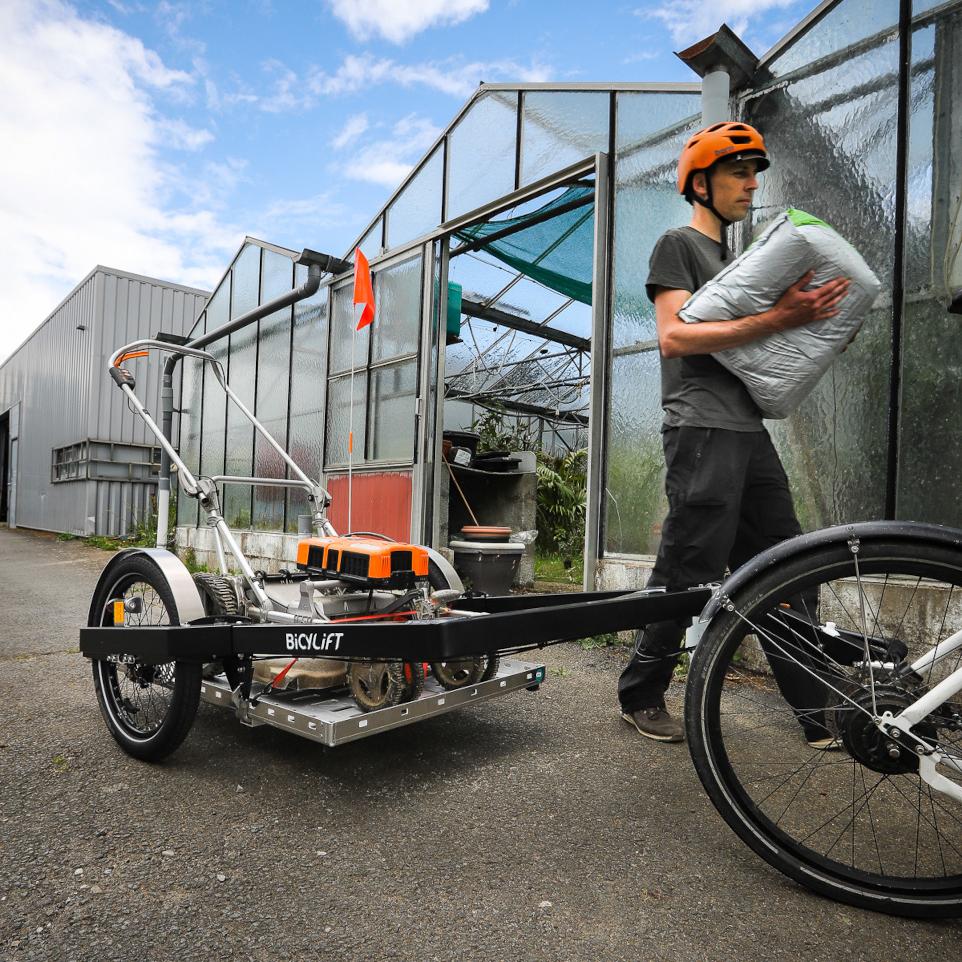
[1,526,960,961]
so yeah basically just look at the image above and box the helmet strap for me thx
[694,175,731,261]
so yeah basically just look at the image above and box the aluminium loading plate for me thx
[199,658,546,747]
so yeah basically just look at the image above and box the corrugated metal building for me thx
[0,267,208,536]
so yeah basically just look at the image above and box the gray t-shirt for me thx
[646,227,762,432]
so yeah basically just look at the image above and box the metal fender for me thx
[87,547,206,626]
[424,547,465,595]
[696,520,962,626]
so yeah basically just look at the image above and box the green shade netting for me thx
[453,186,594,305]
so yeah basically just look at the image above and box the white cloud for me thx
[641,0,798,47]
[328,0,488,44]
[0,0,240,361]
[307,52,552,101]
[216,52,552,115]
[332,113,370,150]
[344,114,441,188]
[157,117,215,150]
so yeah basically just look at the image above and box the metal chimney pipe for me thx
[702,67,731,125]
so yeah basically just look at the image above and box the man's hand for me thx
[770,271,850,330]
[655,272,852,358]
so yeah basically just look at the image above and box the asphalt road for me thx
[1,526,960,961]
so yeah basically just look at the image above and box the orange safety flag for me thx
[353,247,375,331]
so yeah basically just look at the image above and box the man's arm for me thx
[656,270,851,359]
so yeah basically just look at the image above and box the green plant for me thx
[603,439,666,555]
[672,652,690,680]
[83,535,121,551]
[180,546,208,574]
[471,406,539,454]
[536,449,587,564]
[534,552,583,583]
[578,632,620,650]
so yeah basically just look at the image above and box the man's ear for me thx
[691,170,708,202]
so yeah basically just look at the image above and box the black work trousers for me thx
[618,426,826,738]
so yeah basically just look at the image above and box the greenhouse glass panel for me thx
[610,93,700,350]
[287,273,329,530]
[329,283,369,375]
[386,146,442,250]
[602,92,700,556]
[764,0,899,78]
[605,350,667,556]
[896,13,962,527]
[356,218,383,260]
[446,91,518,220]
[177,310,204,528]
[224,322,258,527]
[326,373,367,467]
[372,254,422,363]
[200,285,229,482]
[252,252,294,530]
[743,27,899,528]
[370,360,417,462]
[443,399,475,431]
[520,91,609,187]
[231,244,261,320]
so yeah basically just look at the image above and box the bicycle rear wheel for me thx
[687,537,962,917]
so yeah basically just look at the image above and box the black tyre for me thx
[431,657,486,689]
[427,559,492,687]
[686,537,962,917]
[193,573,242,687]
[90,555,201,762]
[479,653,501,682]
[401,661,425,702]
[348,661,409,711]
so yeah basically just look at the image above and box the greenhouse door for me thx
[432,154,610,589]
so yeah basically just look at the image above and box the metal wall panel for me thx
[0,268,207,535]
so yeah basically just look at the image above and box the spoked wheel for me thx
[90,555,201,762]
[686,538,962,917]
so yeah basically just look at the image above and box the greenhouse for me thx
[175,0,962,590]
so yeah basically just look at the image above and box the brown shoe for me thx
[621,705,685,742]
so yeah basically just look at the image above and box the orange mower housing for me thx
[296,535,431,588]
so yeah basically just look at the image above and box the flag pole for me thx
[348,246,374,537]
[348,323,355,533]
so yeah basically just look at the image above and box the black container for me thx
[442,430,480,456]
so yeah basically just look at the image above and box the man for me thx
[619,121,850,743]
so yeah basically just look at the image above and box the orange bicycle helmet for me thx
[677,121,770,260]
[677,121,770,197]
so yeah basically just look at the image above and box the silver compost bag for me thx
[678,208,881,419]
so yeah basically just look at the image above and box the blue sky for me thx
[0,0,817,361]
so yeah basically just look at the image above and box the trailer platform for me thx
[200,658,546,747]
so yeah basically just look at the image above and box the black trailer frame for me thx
[79,586,712,665]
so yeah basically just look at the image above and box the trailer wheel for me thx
[90,554,201,762]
